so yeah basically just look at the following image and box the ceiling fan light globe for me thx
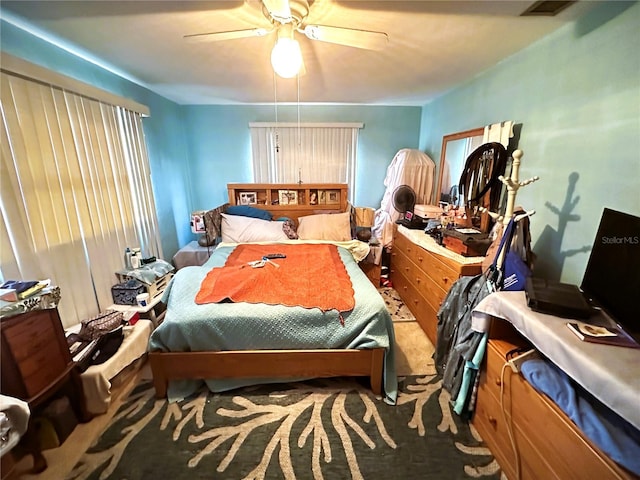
[271,38,303,78]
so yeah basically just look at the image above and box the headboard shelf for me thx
[227,183,348,220]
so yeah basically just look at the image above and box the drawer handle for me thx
[403,286,408,292]
[417,256,423,262]
[488,415,497,426]
[413,299,419,305]
[442,278,449,284]
[391,253,397,257]
[404,267,410,273]
[495,378,502,386]
[406,247,411,253]
[415,278,421,284]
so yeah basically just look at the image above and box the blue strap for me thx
[491,217,516,269]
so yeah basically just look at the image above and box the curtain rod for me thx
[1,52,150,116]
[249,122,363,128]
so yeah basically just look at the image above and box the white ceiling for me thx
[1,1,597,106]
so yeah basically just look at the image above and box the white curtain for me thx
[1,71,160,327]
[250,123,361,203]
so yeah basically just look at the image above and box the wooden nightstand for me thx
[1,307,90,472]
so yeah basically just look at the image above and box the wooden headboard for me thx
[227,183,349,224]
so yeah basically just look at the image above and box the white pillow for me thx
[297,212,352,241]
[221,213,288,243]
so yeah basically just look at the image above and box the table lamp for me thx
[355,207,375,242]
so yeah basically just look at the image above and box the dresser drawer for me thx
[510,364,630,479]
[473,380,517,480]
[2,311,55,342]
[390,267,438,344]
[5,321,56,362]
[393,229,471,292]
[18,343,68,398]
[476,337,633,480]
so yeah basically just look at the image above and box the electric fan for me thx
[392,185,418,228]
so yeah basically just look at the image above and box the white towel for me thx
[483,121,514,148]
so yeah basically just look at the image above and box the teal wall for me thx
[184,105,421,211]
[3,1,638,285]
[0,19,192,259]
[0,17,421,259]
[419,1,640,284]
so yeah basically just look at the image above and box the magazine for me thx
[566,322,640,348]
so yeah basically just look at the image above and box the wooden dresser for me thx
[1,307,89,471]
[389,225,482,344]
[473,321,635,480]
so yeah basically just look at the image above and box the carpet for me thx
[67,375,501,480]
[377,287,416,322]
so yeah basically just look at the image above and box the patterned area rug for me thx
[378,287,416,322]
[68,376,500,480]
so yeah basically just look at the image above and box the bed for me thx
[148,184,397,404]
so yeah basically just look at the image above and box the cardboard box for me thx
[414,204,443,219]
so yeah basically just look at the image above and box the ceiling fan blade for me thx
[184,27,272,43]
[262,0,292,23]
[300,25,388,50]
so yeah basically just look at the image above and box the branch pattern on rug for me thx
[68,376,500,480]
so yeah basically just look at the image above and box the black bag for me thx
[75,326,124,372]
[90,326,124,366]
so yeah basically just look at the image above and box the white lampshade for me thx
[271,37,303,78]
[190,210,206,234]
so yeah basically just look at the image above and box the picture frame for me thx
[239,191,257,205]
[278,190,298,205]
[309,189,319,205]
[317,190,327,205]
[326,190,340,205]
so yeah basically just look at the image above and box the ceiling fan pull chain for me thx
[273,69,280,153]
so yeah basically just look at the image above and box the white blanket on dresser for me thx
[472,291,640,431]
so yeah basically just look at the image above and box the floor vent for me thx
[521,1,576,16]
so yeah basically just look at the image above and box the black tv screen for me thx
[580,208,640,337]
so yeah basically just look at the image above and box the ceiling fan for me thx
[184,0,389,78]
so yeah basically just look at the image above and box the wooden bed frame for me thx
[149,348,385,397]
[149,183,387,399]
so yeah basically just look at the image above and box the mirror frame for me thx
[435,127,484,205]
[437,126,495,231]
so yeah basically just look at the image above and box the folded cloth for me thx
[0,395,30,456]
[123,259,174,285]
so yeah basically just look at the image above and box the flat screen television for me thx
[580,208,640,341]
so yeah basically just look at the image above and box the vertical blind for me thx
[0,71,160,327]
[250,123,361,203]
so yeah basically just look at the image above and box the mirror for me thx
[436,127,484,208]
[436,127,497,232]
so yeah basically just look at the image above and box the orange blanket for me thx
[195,244,355,315]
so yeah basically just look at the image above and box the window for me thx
[1,57,160,327]
[250,122,362,203]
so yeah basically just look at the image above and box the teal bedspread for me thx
[149,244,397,404]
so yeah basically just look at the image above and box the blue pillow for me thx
[226,205,272,221]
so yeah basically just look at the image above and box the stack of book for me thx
[0,280,48,302]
